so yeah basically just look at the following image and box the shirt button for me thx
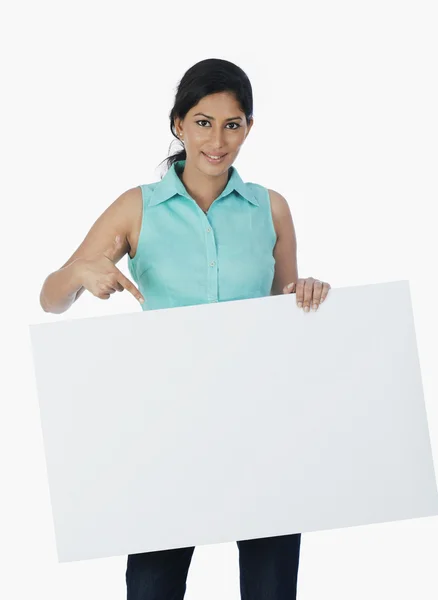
[209,261,216,267]
[206,227,211,233]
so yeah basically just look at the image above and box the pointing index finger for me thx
[116,271,144,304]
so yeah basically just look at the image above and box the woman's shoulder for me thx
[244,179,288,208]
[246,180,290,216]
[118,185,143,214]
[265,187,293,238]
[266,188,290,214]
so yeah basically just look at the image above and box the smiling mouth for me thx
[202,152,227,162]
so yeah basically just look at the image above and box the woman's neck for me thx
[178,160,231,212]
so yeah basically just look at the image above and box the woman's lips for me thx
[202,152,227,164]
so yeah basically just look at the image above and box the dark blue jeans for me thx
[126,533,301,599]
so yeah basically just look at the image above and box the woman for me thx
[40,58,331,599]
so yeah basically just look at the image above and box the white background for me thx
[1,0,437,598]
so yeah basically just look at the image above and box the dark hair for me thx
[158,58,253,176]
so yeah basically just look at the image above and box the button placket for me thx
[204,214,218,303]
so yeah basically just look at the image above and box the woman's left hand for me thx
[282,277,331,312]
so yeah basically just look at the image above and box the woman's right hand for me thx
[75,235,145,304]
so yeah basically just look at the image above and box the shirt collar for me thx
[149,159,259,207]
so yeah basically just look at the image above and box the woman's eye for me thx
[196,120,241,130]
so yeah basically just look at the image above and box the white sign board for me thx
[29,280,438,562]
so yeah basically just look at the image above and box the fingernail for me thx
[287,282,294,289]
[297,302,302,308]
[304,305,309,312]
[139,297,144,303]
[313,303,318,310]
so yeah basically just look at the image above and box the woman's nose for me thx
[211,128,224,147]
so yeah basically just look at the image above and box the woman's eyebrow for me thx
[193,112,243,121]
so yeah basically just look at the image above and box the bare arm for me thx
[40,186,141,314]
[268,189,299,295]
[40,260,86,314]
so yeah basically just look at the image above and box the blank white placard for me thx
[28,280,438,562]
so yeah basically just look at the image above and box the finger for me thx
[116,271,145,304]
[105,274,124,293]
[311,280,323,310]
[320,282,331,303]
[103,235,124,263]
[303,278,314,312]
[283,281,296,294]
[96,283,117,298]
[295,279,305,307]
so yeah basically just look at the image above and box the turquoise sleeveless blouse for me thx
[127,160,277,311]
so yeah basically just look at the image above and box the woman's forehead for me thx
[188,93,243,117]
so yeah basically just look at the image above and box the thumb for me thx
[103,234,124,262]
[283,281,296,294]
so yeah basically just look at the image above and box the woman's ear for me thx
[245,117,254,139]
[174,118,183,136]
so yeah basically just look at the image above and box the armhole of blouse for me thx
[264,187,278,248]
[128,184,146,278]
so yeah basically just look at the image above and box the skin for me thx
[43,91,330,313]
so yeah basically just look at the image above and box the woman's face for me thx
[175,91,253,174]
